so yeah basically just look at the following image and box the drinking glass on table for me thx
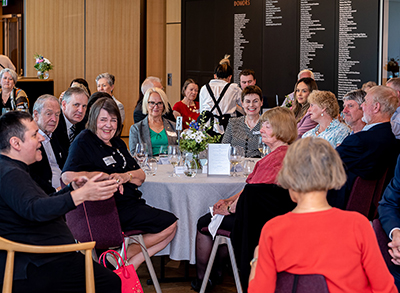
[144,158,158,176]
[158,145,169,164]
[242,159,255,177]
[135,143,148,167]
[168,145,181,177]
[229,146,244,177]
[258,136,270,158]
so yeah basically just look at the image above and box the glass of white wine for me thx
[229,146,244,177]
[258,136,270,158]
[168,145,181,177]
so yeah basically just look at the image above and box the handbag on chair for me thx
[99,249,143,293]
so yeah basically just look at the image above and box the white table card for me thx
[207,143,230,175]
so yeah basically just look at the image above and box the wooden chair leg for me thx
[85,249,95,293]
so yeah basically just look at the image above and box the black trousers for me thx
[9,252,121,293]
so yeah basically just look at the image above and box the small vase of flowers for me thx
[34,54,53,79]
[179,117,220,169]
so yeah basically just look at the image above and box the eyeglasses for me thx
[148,101,164,108]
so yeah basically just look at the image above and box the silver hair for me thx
[62,87,89,103]
[95,72,115,86]
[33,94,60,114]
[141,76,162,95]
[0,68,18,84]
[297,69,314,80]
[341,89,366,107]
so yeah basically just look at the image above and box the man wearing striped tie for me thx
[52,87,88,161]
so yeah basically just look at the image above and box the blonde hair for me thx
[260,107,297,144]
[142,87,169,115]
[308,90,340,118]
[278,137,346,193]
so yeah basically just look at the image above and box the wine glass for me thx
[168,145,181,177]
[229,146,244,177]
[258,136,270,158]
[135,143,148,167]
[158,145,169,163]
[242,159,255,177]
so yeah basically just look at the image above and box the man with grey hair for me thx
[133,76,175,123]
[329,86,400,209]
[53,87,88,158]
[386,77,400,139]
[281,69,314,107]
[30,95,65,194]
[341,89,366,134]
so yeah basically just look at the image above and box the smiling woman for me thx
[62,97,178,269]
[222,85,263,157]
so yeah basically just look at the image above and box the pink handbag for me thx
[99,249,143,293]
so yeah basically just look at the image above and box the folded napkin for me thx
[207,207,225,239]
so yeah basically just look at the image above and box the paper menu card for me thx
[207,143,230,175]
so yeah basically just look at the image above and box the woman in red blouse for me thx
[173,79,200,129]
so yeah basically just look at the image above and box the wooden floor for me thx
[137,256,238,293]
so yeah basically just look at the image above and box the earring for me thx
[321,113,324,117]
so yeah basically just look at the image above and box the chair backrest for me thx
[368,168,389,220]
[65,197,124,249]
[346,177,378,217]
[275,271,329,293]
[372,219,393,268]
[0,236,95,293]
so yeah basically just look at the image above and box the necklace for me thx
[116,148,127,169]
[183,100,197,113]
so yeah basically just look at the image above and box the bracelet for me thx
[227,205,233,215]
[128,172,133,182]
[250,257,258,266]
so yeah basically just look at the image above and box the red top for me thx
[172,100,200,129]
[246,145,288,185]
[248,208,397,293]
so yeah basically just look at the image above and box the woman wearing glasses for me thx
[129,87,178,156]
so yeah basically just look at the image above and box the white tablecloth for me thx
[139,164,246,264]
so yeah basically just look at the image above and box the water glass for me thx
[242,159,255,177]
[145,158,158,176]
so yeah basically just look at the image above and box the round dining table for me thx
[139,164,247,264]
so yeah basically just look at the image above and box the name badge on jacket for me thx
[166,131,177,137]
[103,156,117,166]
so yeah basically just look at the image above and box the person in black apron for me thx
[199,55,243,136]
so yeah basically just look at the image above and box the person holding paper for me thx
[222,85,263,158]
[191,107,297,291]
[62,97,178,269]
[129,87,178,156]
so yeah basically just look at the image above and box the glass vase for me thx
[183,152,199,178]
[37,71,49,80]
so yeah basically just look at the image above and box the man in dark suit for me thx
[30,95,64,194]
[379,154,400,290]
[52,87,88,159]
[329,85,399,209]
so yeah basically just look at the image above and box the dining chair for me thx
[368,168,389,220]
[346,177,378,217]
[65,197,162,293]
[0,236,96,293]
[199,228,242,293]
[372,219,393,268]
[275,271,329,293]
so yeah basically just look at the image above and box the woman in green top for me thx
[129,87,178,157]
